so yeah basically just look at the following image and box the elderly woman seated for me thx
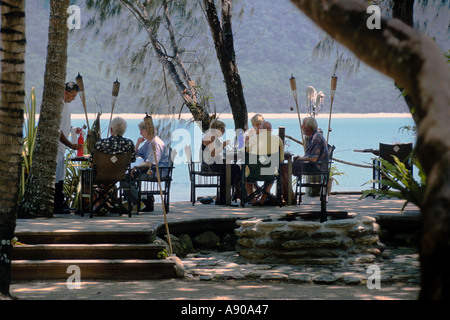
[201,119,241,205]
[89,117,136,214]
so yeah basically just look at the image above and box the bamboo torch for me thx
[290,74,306,152]
[75,73,90,132]
[108,78,120,137]
[326,75,338,144]
[143,113,173,255]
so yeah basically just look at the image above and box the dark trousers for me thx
[54,181,65,213]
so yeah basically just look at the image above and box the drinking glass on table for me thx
[284,139,290,152]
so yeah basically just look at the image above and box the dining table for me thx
[224,148,244,206]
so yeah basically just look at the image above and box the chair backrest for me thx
[379,143,412,168]
[168,147,176,167]
[327,145,335,172]
[245,151,280,179]
[184,145,193,165]
[166,147,176,178]
[93,150,132,184]
[328,145,335,163]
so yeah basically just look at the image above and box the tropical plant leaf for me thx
[361,155,425,210]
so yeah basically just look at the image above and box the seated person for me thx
[90,117,135,213]
[202,119,241,205]
[245,121,284,205]
[244,113,264,143]
[281,117,328,200]
[125,120,170,211]
[132,120,170,178]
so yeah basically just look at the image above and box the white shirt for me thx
[58,102,71,156]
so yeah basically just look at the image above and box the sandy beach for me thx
[71,112,413,120]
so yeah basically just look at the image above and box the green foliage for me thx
[361,155,426,211]
[329,165,345,186]
[63,149,89,209]
[20,88,38,199]
[158,249,169,259]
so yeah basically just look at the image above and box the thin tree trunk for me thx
[289,0,450,299]
[0,0,26,298]
[204,0,248,131]
[17,0,69,218]
[121,0,211,131]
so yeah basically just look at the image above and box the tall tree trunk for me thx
[0,0,26,298]
[17,0,69,218]
[204,0,248,131]
[289,0,450,300]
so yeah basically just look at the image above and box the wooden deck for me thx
[15,193,421,235]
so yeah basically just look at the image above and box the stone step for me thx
[14,231,154,244]
[12,259,179,280]
[10,231,182,281]
[12,244,166,260]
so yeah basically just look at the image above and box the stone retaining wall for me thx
[235,214,381,265]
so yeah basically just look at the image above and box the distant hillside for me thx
[24,0,442,116]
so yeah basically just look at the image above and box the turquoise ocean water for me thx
[72,115,417,203]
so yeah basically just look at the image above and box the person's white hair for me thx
[111,117,127,136]
[251,113,264,126]
[138,120,157,135]
[303,117,318,131]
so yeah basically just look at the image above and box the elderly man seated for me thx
[281,117,328,202]
[245,121,284,206]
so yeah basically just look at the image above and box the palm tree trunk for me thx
[0,0,26,298]
[17,0,69,218]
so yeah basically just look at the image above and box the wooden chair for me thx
[80,150,133,218]
[185,145,222,205]
[293,145,335,222]
[240,151,282,207]
[372,142,413,191]
[136,148,176,213]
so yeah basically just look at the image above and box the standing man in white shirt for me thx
[54,81,83,214]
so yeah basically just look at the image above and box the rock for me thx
[289,273,312,283]
[312,274,339,284]
[282,238,341,249]
[352,254,377,264]
[260,272,289,281]
[199,274,214,281]
[179,234,195,255]
[287,221,322,231]
[342,274,364,285]
[193,231,221,249]
[220,233,237,251]
[324,219,358,229]
[167,255,186,278]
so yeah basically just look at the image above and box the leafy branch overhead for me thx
[84,0,213,130]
